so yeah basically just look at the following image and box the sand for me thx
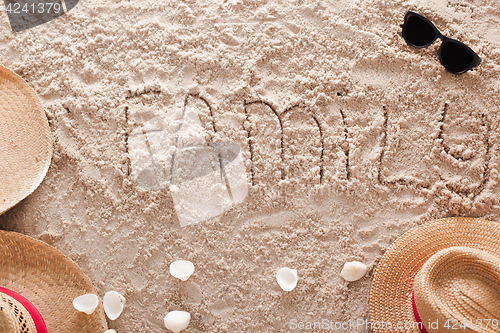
[2,0,500,332]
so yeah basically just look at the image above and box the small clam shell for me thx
[276,267,298,291]
[103,291,126,320]
[169,260,194,281]
[340,261,367,282]
[105,330,117,333]
[164,310,191,333]
[72,294,99,315]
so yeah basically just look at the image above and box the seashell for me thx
[164,310,191,333]
[169,260,194,281]
[72,294,99,315]
[340,261,367,282]
[105,330,117,333]
[276,267,298,291]
[103,291,126,320]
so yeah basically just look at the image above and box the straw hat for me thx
[0,65,52,214]
[0,230,108,332]
[369,217,500,333]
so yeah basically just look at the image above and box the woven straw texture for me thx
[0,65,52,215]
[0,230,108,333]
[413,247,500,333]
[369,217,500,333]
[0,292,37,333]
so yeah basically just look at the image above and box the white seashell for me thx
[105,330,117,333]
[341,261,367,282]
[72,294,99,315]
[164,310,191,333]
[276,267,298,291]
[103,291,126,320]
[170,260,194,281]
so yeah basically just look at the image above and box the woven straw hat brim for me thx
[0,230,108,332]
[413,246,500,333]
[0,65,52,215]
[369,217,500,333]
[0,292,38,332]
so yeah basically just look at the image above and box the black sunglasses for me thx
[401,11,481,74]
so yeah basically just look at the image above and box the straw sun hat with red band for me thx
[369,217,500,333]
[0,230,108,332]
[0,65,52,215]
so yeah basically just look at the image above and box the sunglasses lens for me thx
[440,40,474,73]
[403,15,438,47]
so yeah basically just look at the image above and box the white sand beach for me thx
[2,0,500,331]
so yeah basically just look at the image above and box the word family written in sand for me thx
[126,89,492,225]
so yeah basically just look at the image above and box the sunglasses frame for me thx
[401,11,481,74]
